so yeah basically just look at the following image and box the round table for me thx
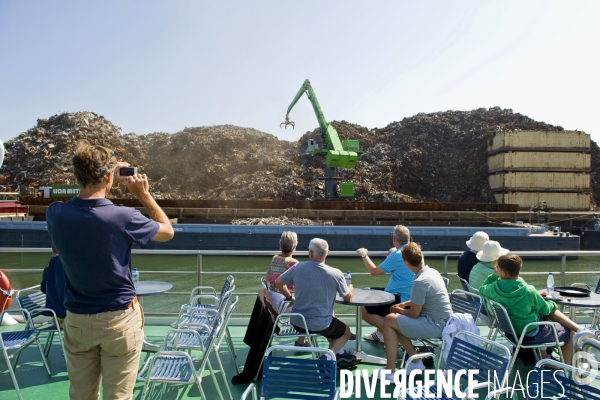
[137,281,173,351]
[336,288,395,365]
[538,289,600,323]
[137,281,173,297]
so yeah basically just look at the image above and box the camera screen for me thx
[119,167,137,176]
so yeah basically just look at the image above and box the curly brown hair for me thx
[72,141,117,188]
[401,242,423,267]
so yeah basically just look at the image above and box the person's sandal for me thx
[294,339,311,347]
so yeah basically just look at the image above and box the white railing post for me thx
[444,255,448,277]
[197,252,202,287]
[561,254,567,286]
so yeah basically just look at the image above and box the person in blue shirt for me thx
[40,243,66,321]
[47,141,174,400]
[356,225,415,342]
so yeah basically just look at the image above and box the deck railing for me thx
[2,248,600,318]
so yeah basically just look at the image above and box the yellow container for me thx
[488,131,590,153]
[489,172,590,191]
[487,152,590,173]
[493,192,590,210]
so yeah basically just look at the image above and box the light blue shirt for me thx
[379,244,415,301]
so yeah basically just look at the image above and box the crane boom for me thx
[283,79,358,169]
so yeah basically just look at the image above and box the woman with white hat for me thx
[468,240,509,290]
[457,231,489,281]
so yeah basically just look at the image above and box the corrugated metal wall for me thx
[494,192,591,210]
[488,131,591,210]
[488,131,591,153]
[489,172,590,191]
[488,152,590,173]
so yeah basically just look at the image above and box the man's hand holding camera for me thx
[114,163,149,199]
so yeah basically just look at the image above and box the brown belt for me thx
[127,296,139,308]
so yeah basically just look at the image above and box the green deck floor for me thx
[0,321,562,400]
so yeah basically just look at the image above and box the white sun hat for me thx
[466,231,489,251]
[476,240,509,262]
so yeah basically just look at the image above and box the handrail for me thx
[3,248,600,317]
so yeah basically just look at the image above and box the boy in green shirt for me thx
[479,254,581,364]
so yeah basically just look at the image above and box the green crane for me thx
[281,79,359,199]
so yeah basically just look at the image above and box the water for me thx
[2,252,599,316]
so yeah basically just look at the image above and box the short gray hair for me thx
[393,225,410,243]
[308,238,329,258]
[279,231,298,253]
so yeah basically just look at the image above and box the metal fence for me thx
[2,248,600,319]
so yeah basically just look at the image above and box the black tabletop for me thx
[335,288,395,307]
[137,281,173,297]
[538,289,600,307]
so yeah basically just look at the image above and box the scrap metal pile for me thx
[2,108,596,204]
[231,217,333,226]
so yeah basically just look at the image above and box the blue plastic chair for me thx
[241,345,339,400]
[400,331,511,400]
[1,309,52,400]
[450,289,482,322]
[488,299,565,375]
[461,278,497,339]
[16,285,65,357]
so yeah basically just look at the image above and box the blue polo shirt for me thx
[47,197,159,314]
[379,244,415,301]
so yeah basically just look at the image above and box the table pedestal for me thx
[137,281,173,352]
[350,307,390,365]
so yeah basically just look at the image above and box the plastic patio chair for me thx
[488,299,565,375]
[399,330,511,400]
[137,311,229,400]
[0,308,52,400]
[485,358,600,399]
[175,275,237,363]
[461,278,497,338]
[188,275,235,308]
[459,277,471,292]
[254,312,320,381]
[15,285,65,357]
[450,289,482,322]
[241,345,339,400]
[175,295,240,375]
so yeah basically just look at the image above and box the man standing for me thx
[275,238,359,368]
[457,231,489,282]
[356,225,414,342]
[47,142,174,400]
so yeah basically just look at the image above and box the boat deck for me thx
[0,322,557,400]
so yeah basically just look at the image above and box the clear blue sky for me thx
[1,1,599,145]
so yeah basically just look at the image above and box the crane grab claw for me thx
[280,117,295,129]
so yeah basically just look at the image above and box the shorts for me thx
[515,322,570,345]
[364,289,402,317]
[396,314,445,339]
[292,317,348,340]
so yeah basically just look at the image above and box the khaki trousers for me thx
[64,303,144,400]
